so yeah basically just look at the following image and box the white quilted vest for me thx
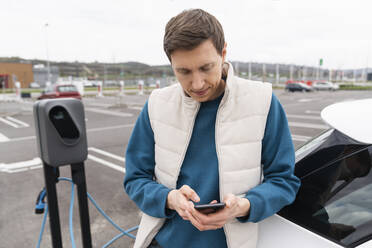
[133,64,272,248]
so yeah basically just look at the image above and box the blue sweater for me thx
[124,93,300,248]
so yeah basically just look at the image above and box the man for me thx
[124,9,300,248]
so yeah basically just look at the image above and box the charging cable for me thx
[35,177,138,248]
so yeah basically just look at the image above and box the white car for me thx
[258,99,372,248]
[313,81,340,91]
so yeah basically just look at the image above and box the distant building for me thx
[33,64,59,87]
[0,63,34,88]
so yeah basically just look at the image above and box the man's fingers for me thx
[179,210,190,220]
[178,199,193,212]
[192,207,227,225]
[186,210,221,231]
[180,185,200,202]
[223,194,237,208]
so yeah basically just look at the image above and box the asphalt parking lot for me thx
[0,89,371,247]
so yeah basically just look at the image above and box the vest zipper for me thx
[215,98,232,248]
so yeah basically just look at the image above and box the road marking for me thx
[0,124,134,143]
[86,102,112,108]
[88,124,134,133]
[7,135,36,142]
[287,114,322,120]
[0,117,20,128]
[0,133,10,142]
[85,107,133,117]
[305,110,321,114]
[298,99,314,103]
[88,147,125,162]
[289,121,328,130]
[87,154,125,174]
[292,134,312,142]
[5,116,29,127]
[129,106,143,111]
[0,157,42,173]
[0,146,125,174]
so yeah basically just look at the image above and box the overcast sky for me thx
[2,0,372,69]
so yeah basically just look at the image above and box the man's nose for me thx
[191,73,205,90]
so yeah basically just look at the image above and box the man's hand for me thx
[185,194,251,231]
[166,185,200,221]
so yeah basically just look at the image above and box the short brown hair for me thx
[164,9,225,62]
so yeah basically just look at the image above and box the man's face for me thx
[170,39,227,102]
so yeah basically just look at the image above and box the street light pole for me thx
[248,62,251,80]
[44,23,51,84]
[276,64,279,84]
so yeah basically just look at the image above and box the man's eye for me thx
[178,70,190,75]
[201,65,212,72]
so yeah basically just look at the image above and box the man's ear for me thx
[222,43,227,63]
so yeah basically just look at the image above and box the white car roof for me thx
[321,98,372,144]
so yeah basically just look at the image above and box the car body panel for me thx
[357,240,372,248]
[278,144,372,247]
[259,98,372,248]
[258,215,343,248]
[321,99,372,144]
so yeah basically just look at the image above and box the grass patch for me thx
[339,85,372,90]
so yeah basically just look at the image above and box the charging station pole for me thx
[34,98,92,248]
[43,164,63,248]
[71,162,92,247]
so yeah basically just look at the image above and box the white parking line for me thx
[0,157,42,173]
[287,114,322,120]
[87,154,125,174]
[85,107,133,118]
[7,136,35,142]
[292,134,312,142]
[305,110,321,114]
[0,117,20,128]
[298,99,314,103]
[1,124,134,143]
[86,102,112,108]
[289,121,328,130]
[88,147,125,162]
[0,133,10,142]
[88,124,134,133]
[129,106,143,111]
[5,116,29,127]
[0,147,126,174]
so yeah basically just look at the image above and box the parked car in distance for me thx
[257,98,372,248]
[38,84,82,100]
[313,81,339,91]
[285,82,313,92]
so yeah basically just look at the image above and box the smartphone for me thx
[194,202,226,213]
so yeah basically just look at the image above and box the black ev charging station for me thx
[34,98,92,248]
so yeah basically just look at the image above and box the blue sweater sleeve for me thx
[240,93,301,223]
[123,102,174,218]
